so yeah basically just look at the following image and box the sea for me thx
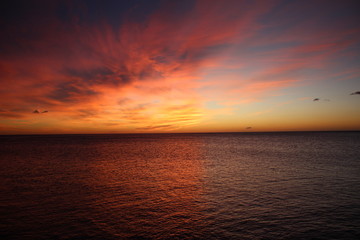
[0,132,359,240]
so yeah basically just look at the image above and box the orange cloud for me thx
[1,0,359,133]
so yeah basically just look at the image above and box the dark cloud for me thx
[63,67,130,86]
[313,98,331,102]
[62,60,163,88]
[33,109,48,114]
[350,91,360,95]
[48,82,98,103]
[246,127,252,129]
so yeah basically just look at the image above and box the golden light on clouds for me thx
[0,0,359,134]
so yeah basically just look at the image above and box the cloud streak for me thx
[1,0,359,133]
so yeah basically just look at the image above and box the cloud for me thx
[1,0,359,133]
[1,1,267,121]
[33,109,49,114]
[0,112,25,119]
[48,82,99,103]
[350,91,360,95]
[313,98,331,102]
[136,124,173,131]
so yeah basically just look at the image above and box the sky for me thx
[0,0,359,134]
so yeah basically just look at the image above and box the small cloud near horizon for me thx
[350,91,360,95]
[33,109,48,114]
[313,98,331,102]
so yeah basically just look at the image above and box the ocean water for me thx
[0,132,359,240]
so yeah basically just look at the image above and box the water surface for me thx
[1,132,359,239]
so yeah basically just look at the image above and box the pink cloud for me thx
[1,0,359,133]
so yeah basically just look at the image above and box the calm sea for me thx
[0,132,359,239]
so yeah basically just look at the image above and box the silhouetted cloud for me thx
[350,91,360,95]
[313,98,331,102]
[63,67,131,87]
[246,127,252,129]
[33,109,48,114]
[48,82,98,103]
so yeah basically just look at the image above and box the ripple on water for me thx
[0,132,359,239]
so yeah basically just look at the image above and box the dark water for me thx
[1,132,360,240]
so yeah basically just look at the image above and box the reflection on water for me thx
[0,132,360,239]
[87,135,206,238]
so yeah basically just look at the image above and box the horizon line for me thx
[1,130,360,136]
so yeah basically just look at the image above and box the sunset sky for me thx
[1,0,359,134]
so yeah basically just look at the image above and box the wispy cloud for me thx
[1,0,359,133]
